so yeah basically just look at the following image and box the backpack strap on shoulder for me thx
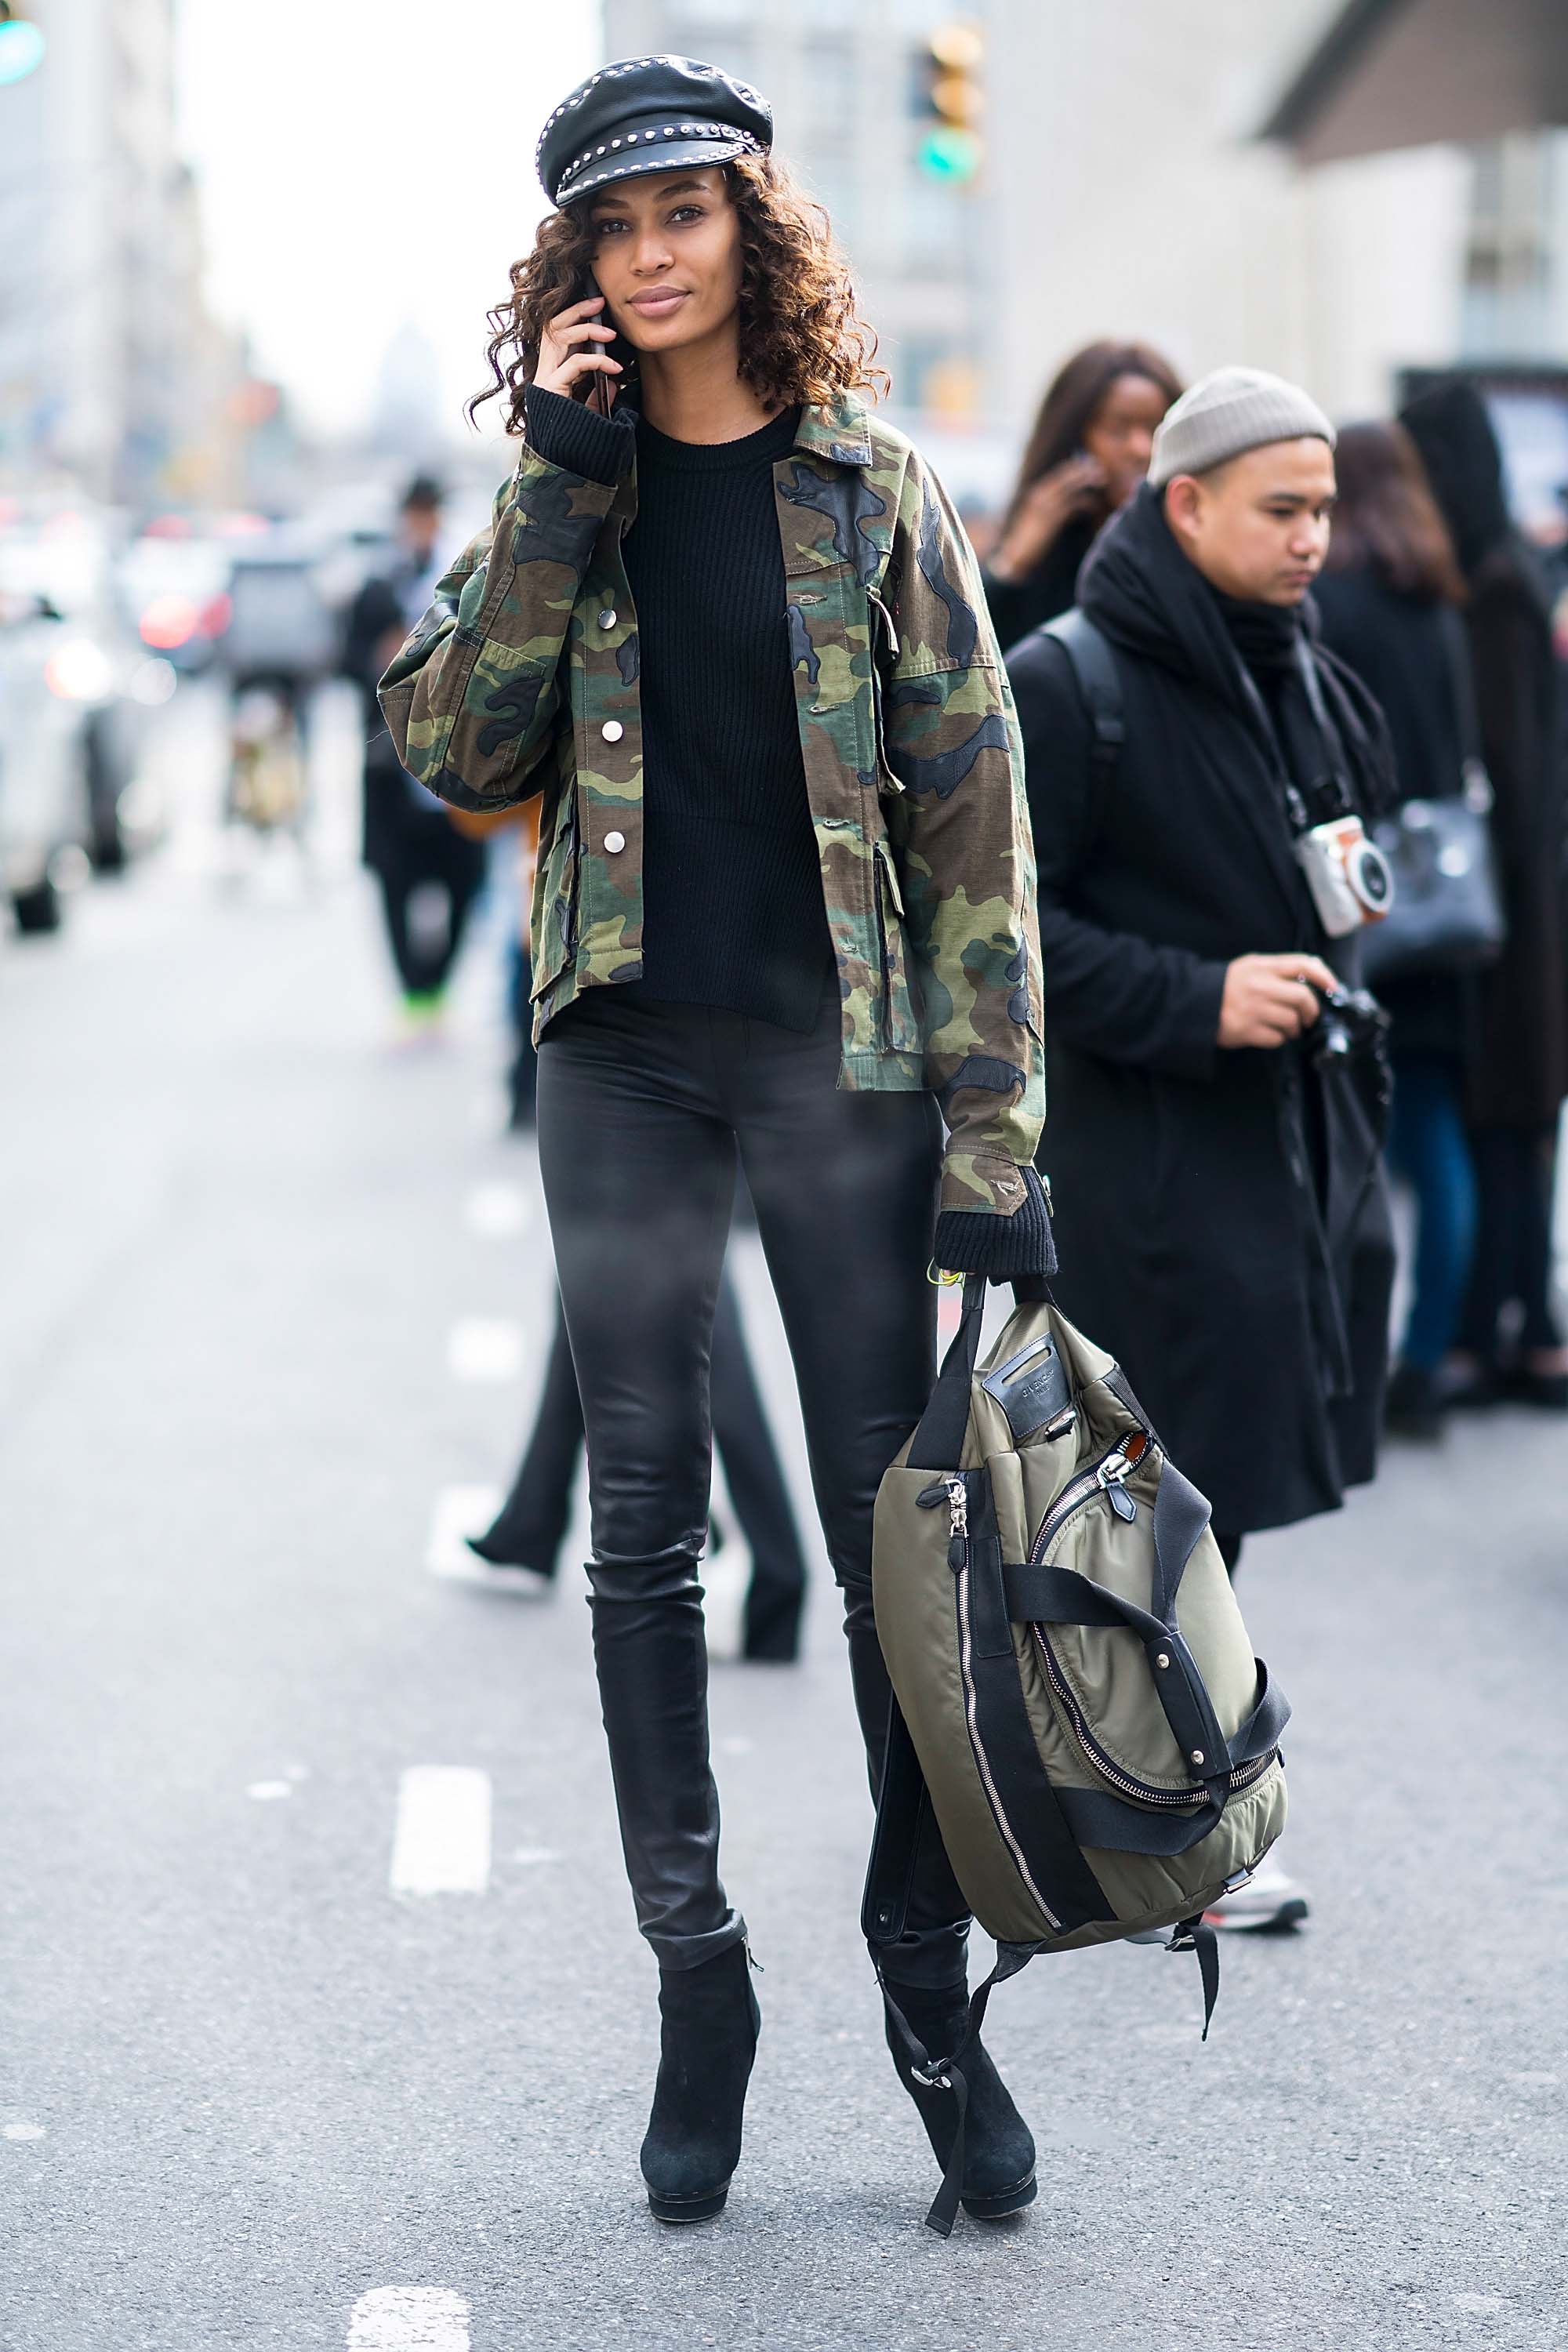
[1041,608,1124,785]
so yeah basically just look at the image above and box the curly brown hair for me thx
[469,154,887,436]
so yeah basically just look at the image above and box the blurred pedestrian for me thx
[465,1268,810,1662]
[1400,383,1568,1410]
[1007,368,1399,1934]
[346,477,488,1033]
[1313,421,1479,1439]
[982,339,1183,646]
[379,59,1051,2230]
[220,546,336,838]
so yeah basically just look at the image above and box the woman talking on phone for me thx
[379,59,1051,2226]
[983,339,1184,649]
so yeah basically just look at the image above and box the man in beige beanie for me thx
[1003,365,1398,1934]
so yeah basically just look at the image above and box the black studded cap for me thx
[536,54,772,209]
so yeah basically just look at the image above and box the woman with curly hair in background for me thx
[379,58,1052,2227]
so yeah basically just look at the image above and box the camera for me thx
[1295,815,1395,939]
[1309,982,1390,1067]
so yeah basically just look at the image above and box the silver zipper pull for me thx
[1097,1447,1138,1522]
[944,1476,968,1539]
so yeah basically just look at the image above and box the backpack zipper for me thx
[946,1477,1063,1933]
[1029,1439,1145,1559]
[1030,1628,1276,1809]
[1027,1440,1277,1810]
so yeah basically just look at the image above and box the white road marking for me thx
[468,1084,512,1136]
[425,1484,503,1580]
[390,1768,492,1896]
[2,2122,45,2143]
[512,1846,561,1867]
[464,1181,531,1240]
[347,2287,470,2350]
[447,1317,524,1381]
[246,1780,292,1801]
[720,1736,753,1756]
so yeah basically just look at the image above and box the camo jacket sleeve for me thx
[376,441,624,811]
[881,452,1046,1219]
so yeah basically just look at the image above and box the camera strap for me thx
[1291,639,1357,829]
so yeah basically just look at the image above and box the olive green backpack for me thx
[864,1276,1290,2233]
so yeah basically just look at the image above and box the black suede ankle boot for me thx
[882,1977,1036,2227]
[641,1939,761,2223]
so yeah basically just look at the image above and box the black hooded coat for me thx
[1400,382,1568,1130]
[1006,487,1395,1536]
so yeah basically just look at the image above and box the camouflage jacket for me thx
[378,392,1043,1218]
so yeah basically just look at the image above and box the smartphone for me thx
[581,278,615,418]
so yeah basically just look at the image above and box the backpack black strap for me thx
[905,1273,986,1472]
[1041,608,1124,786]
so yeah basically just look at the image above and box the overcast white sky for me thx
[176,1,600,440]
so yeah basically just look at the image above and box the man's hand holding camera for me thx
[1218,953,1338,1050]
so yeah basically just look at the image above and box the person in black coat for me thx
[1313,421,1479,1439]
[345,477,488,1023]
[1399,383,1568,1410]
[1006,371,1396,1570]
[983,341,1183,647]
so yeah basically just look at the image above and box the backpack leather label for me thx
[982,1338,1071,1443]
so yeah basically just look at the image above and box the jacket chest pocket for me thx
[873,836,924,1055]
[529,777,580,1000]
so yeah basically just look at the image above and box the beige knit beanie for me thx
[1148,367,1335,488]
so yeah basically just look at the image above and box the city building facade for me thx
[0,0,242,506]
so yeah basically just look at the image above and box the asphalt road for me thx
[3,690,1566,2352]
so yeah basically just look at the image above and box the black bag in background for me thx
[1361,607,1506,984]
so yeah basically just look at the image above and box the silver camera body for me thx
[1295,815,1395,939]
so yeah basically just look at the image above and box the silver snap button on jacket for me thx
[604,829,626,855]
[597,608,617,630]
[601,720,623,742]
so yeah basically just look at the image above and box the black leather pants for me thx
[536,989,971,1985]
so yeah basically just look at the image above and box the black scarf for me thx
[1080,485,1396,825]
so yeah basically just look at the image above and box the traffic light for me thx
[0,3,45,86]
[914,22,983,184]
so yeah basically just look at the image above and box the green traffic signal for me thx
[0,14,44,85]
[917,125,981,183]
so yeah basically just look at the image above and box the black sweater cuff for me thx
[523,383,634,487]
[933,1166,1058,1280]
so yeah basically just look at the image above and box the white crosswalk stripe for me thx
[347,2287,470,2350]
[446,1317,524,1381]
[463,1181,531,1239]
[389,1768,492,1896]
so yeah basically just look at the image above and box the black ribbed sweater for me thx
[526,384,831,1033]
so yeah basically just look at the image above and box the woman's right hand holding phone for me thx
[989,453,1107,583]
[535,296,622,403]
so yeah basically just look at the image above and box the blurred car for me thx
[0,590,93,931]
[118,514,254,677]
[0,514,176,876]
